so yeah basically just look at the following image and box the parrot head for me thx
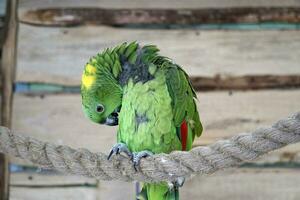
[81,51,123,126]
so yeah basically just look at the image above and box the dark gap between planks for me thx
[10,183,97,188]
[20,7,300,29]
[14,75,300,94]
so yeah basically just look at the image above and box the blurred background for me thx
[0,0,300,199]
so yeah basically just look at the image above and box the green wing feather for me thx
[140,44,203,146]
[165,64,203,140]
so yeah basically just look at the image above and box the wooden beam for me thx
[20,7,300,27]
[0,154,9,200]
[1,0,19,200]
[1,0,18,128]
[190,75,300,91]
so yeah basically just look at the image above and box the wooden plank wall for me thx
[7,0,300,199]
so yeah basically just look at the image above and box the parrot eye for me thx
[96,104,105,113]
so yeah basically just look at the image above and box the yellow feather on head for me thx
[82,64,97,89]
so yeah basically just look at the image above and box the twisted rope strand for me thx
[0,112,299,183]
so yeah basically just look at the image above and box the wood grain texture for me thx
[10,173,97,186]
[190,75,300,91]
[10,187,98,200]
[10,173,133,200]
[17,25,300,86]
[0,1,18,200]
[18,0,300,10]
[0,154,9,200]
[19,7,300,27]
[1,0,18,128]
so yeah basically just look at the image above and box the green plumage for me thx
[81,42,203,200]
[119,66,181,153]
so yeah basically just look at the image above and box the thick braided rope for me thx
[0,112,299,183]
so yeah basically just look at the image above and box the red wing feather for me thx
[180,120,188,151]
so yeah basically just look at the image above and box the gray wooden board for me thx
[11,174,133,200]
[181,168,300,200]
[11,173,97,186]
[10,89,300,165]
[18,0,300,10]
[10,187,98,200]
[9,168,300,200]
[17,24,300,86]
[9,181,134,200]
[19,7,300,26]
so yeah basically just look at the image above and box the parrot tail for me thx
[138,182,179,200]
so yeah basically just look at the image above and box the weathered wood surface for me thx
[18,0,300,10]
[11,173,97,186]
[20,7,300,27]
[10,187,98,200]
[0,154,9,200]
[17,24,300,86]
[10,168,300,200]
[10,89,300,165]
[1,0,18,199]
[191,75,300,91]
[1,0,18,128]
[181,168,300,200]
[10,173,133,200]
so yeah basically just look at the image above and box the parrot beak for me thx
[105,112,118,126]
[104,107,120,126]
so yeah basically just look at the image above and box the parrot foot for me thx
[132,150,153,171]
[167,177,185,191]
[174,177,185,187]
[107,143,132,160]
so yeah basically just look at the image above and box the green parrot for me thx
[81,42,203,200]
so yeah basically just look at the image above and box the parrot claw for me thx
[132,150,153,171]
[168,177,185,191]
[174,177,185,187]
[107,143,132,160]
